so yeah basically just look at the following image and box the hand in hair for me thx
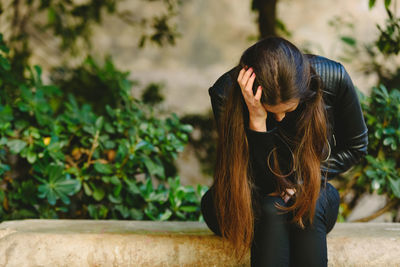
[237,67,268,132]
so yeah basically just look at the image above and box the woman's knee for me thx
[324,182,340,233]
[200,187,222,236]
[200,188,214,219]
[200,187,211,212]
[308,182,340,234]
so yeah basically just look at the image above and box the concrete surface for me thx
[0,220,399,266]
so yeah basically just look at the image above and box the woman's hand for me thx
[280,188,296,203]
[267,188,296,203]
[237,67,268,132]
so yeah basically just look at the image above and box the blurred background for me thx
[0,0,399,223]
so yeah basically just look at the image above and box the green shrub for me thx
[357,84,400,199]
[0,33,208,221]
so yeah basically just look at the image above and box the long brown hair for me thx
[211,36,330,261]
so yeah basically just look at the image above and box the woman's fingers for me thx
[244,72,256,95]
[283,194,291,203]
[254,85,262,101]
[237,68,245,83]
[242,67,254,87]
[280,188,296,203]
[237,66,267,124]
[238,67,252,86]
[286,188,296,196]
[238,67,255,99]
[269,188,296,203]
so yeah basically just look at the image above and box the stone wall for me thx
[1,219,399,266]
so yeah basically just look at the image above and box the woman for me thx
[201,36,368,267]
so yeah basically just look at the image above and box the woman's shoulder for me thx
[208,65,240,100]
[305,53,342,66]
[305,53,349,98]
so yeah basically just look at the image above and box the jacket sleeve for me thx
[320,64,369,180]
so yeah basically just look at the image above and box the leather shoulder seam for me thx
[335,62,347,105]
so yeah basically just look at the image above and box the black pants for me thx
[200,182,340,267]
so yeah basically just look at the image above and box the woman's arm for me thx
[320,64,369,180]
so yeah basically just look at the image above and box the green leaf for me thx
[366,170,376,178]
[340,36,356,46]
[108,194,122,204]
[125,179,140,195]
[56,179,81,196]
[95,116,104,130]
[34,65,42,84]
[385,0,391,9]
[0,56,10,70]
[115,205,130,219]
[148,191,167,202]
[144,204,157,220]
[113,183,122,197]
[109,176,121,186]
[83,182,93,196]
[383,137,394,146]
[94,162,113,174]
[130,208,144,220]
[48,7,56,23]
[388,177,400,198]
[142,155,165,179]
[159,209,172,221]
[180,124,193,133]
[383,128,396,134]
[54,179,80,204]
[93,186,105,201]
[7,139,27,154]
[175,210,186,220]
[37,164,80,205]
[27,150,37,163]
[144,178,153,196]
[369,0,376,9]
[179,206,198,212]
[38,184,57,205]
[135,140,155,151]
[48,164,64,182]
[87,204,108,219]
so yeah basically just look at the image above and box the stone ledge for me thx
[0,220,399,266]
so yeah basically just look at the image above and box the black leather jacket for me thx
[208,54,369,181]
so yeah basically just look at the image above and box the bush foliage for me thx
[357,84,400,199]
[0,33,207,221]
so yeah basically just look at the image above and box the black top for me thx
[246,127,278,195]
[245,101,306,195]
